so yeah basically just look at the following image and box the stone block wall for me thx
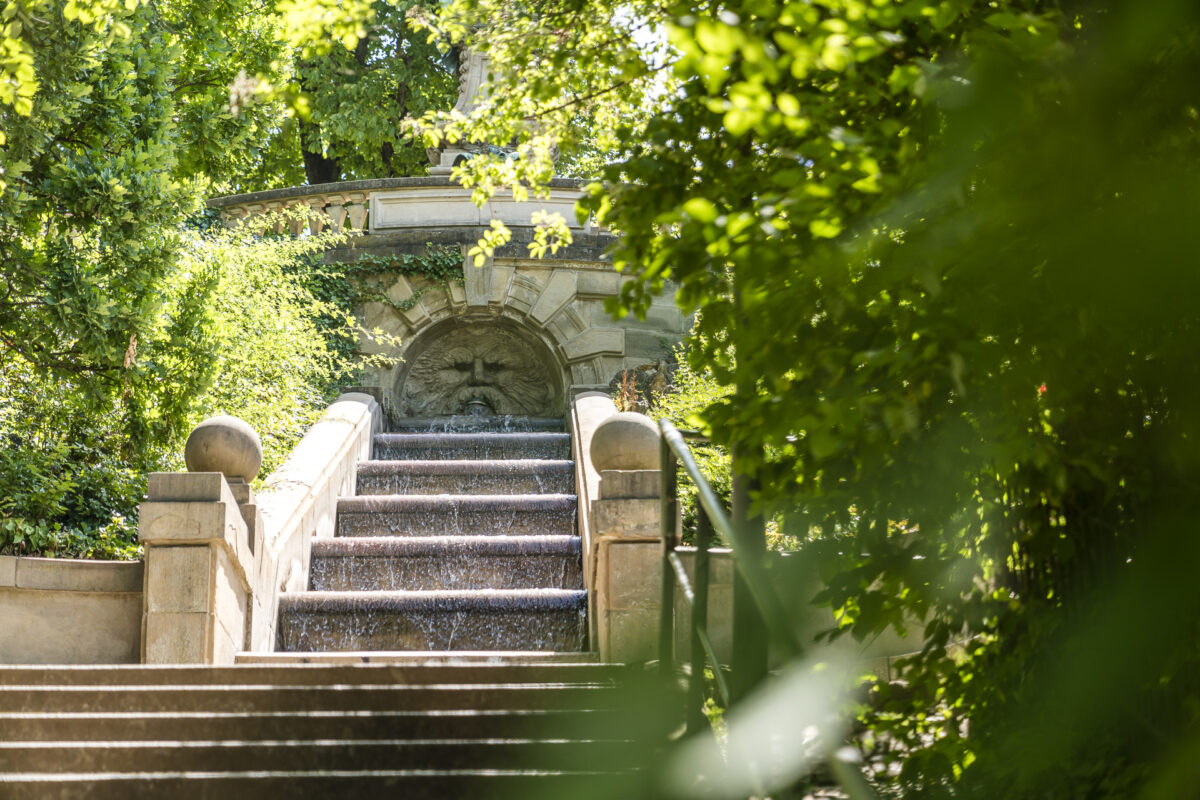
[0,556,142,664]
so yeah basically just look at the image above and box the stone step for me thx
[276,589,587,652]
[0,770,643,800]
[0,662,622,687]
[0,738,641,773]
[356,460,574,496]
[0,709,630,743]
[0,682,615,714]
[235,651,598,665]
[391,416,566,434]
[336,494,576,537]
[309,536,582,592]
[374,433,571,461]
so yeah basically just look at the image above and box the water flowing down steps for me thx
[0,661,666,800]
[0,417,674,797]
[276,415,587,653]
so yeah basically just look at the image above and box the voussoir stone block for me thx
[529,270,577,327]
[562,328,624,362]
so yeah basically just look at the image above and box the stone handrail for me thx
[569,392,619,647]
[248,393,383,652]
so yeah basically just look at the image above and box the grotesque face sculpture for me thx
[400,325,558,416]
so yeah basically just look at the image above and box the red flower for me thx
[1038,384,1047,395]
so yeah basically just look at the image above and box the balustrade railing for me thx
[211,187,373,235]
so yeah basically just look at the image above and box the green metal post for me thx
[658,434,678,680]
[730,447,768,701]
[687,507,714,733]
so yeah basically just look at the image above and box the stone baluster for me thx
[324,196,349,233]
[307,197,328,234]
[344,191,369,231]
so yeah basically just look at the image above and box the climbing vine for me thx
[294,244,465,362]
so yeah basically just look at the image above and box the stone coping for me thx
[337,494,577,512]
[0,555,143,594]
[311,535,582,557]
[279,588,587,612]
[208,177,592,209]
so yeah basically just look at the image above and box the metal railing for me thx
[657,419,804,733]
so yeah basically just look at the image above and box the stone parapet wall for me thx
[0,556,142,664]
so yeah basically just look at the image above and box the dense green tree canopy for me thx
[419,0,1200,795]
[2,0,1198,794]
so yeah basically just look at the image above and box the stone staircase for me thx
[275,414,587,653]
[0,659,657,798]
[0,416,670,798]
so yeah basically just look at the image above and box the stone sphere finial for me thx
[184,415,263,483]
[590,412,661,471]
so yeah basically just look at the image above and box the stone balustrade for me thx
[209,177,597,236]
[210,182,374,235]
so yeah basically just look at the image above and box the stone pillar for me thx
[588,413,665,662]
[138,417,262,664]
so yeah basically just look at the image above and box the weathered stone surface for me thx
[606,608,659,663]
[529,271,577,327]
[148,472,226,503]
[604,540,662,611]
[144,612,211,664]
[370,185,591,232]
[0,556,15,588]
[0,585,141,665]
[593,498,659,539]
[489,264,515,306]
[398,323,561,417]
[184,416,262,483]
[598,469,661,500]
[562,328,623,362]
[145,546,212,614]
[576,270,620,298]
[14,557,142,593]
[590,412,660,471]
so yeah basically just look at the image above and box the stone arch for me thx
[392,315,566,417]
[365,258,643,413]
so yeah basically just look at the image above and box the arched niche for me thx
[393,318,566,417]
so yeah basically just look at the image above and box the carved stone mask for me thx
[400,325,557,416]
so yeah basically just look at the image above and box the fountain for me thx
[276,408,587,652]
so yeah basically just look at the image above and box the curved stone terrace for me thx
[209,176,605,241]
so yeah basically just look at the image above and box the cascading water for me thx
[275,414,586,652]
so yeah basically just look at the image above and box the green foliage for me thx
[236,0,457,187]
[293,0,456,182]
[650,342,733,546]
[0,219,367,557]
[167,221,367,478]
[437,0,1200,796]
[301,244,462,361]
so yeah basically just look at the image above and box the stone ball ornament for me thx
[184,415,263,483]
[589,412,661,471]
